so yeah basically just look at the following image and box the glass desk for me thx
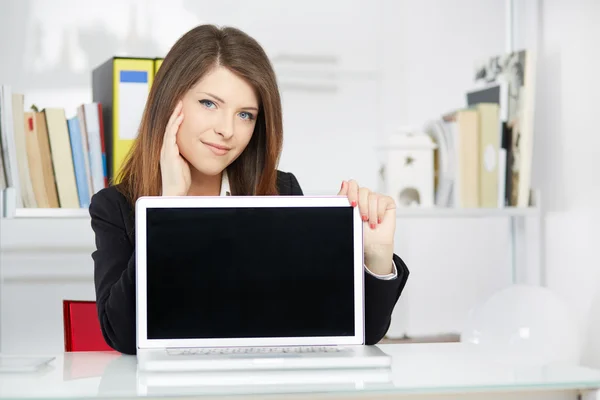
[1,343,600,400]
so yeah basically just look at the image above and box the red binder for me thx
[63,300,114,352]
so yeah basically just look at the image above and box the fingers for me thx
[164,101,184,144]
[377,195,395,225]
[337,180,349,196]
[346,179,359,208]
[368,192,378,228]
[358,187,370,221]
[172,114,184,137]
[339,179,396,230]
[161,102,183,164]
[377,196,387,225]
[166,101,183,132]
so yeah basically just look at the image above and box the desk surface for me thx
[1,343,600,399]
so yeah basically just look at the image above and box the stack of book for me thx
[426,49,536,208]
[0,57,163,213]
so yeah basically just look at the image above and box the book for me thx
[473,50,537,207]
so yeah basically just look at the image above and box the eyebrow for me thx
[199,91,259,111]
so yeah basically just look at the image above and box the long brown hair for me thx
[117,24,283,206]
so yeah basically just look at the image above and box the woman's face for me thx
[176,66,259,177]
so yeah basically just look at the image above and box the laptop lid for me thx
[135,196,364,350]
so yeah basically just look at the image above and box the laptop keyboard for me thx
[166,346,346,356]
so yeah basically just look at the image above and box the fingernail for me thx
[378,218,381,224]
[370,223,376,229]
[340,181,345,190]
[351,201,357,207]
[362,215,368,221]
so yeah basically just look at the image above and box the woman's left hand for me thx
[338,180,396,275]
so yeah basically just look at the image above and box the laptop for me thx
[135,195,392,372]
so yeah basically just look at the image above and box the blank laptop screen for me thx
[145,206,356,340]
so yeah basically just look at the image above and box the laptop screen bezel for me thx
[135,195,365,350]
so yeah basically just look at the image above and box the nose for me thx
[215,114,234,139]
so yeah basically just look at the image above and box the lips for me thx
[202,141,231,156]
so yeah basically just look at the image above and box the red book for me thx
[63,300,114,352]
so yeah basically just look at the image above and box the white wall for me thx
[4,0,597,366]
[516,0,600,368]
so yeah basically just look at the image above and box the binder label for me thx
[118,70,149,140]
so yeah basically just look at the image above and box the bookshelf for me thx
[398,205,539,218]
[5,205,539,219]
[2,187,541,219]
[1,189,544,288]
[2,193,541,219]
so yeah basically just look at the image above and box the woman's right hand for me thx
[160,101,191,196]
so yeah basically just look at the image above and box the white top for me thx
[1,343,600,399]
[219,171,397,280]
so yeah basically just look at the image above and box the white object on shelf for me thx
[379,130,437,207]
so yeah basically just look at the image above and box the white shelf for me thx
[395,206,540,218]
[1,189,542,219]
[2,206,539,219]
[11,208,89,218]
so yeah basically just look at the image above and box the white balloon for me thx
[461,284,581,366]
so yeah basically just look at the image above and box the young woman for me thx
[90,24,409,355]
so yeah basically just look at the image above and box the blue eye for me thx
[239,111,254,121]
[199,99,216,109]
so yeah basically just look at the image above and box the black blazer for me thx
[89,170,409,355]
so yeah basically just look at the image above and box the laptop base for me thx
[137,345,391,372]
